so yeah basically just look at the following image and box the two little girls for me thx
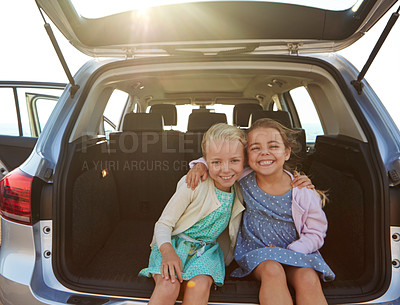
[140,119,334,305]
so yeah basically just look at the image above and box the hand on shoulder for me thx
[291,170,315,190]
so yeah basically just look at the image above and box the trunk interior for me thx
[53,57,388,304]
[57,132,385,304]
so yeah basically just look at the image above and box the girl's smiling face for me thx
[247,127,291,176]
[205,140,245,192]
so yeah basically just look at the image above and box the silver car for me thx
[1,0,400,304]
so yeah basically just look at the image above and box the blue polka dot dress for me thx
[231,172,335,282]
[139,187,235,286]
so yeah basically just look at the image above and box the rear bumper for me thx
[0,218,66,304]
[0,219,148,305]
[0,274,62,305]
[363,226,400,304]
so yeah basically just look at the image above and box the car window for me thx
[0,87,20,136]
[0,85,64,137]
[176,104,234,132]
[36,97,58,132]
[103,89,129,137]
[26,93,59,137]
[17,88,64,137]
[289,86,324,143]
[146,104,234,132]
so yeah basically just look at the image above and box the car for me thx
[1,0,400,304]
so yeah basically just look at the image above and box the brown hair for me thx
[247,118,299,152]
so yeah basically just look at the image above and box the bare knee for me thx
[186,275,213,293]
[153,275,181,298]
[254,260,286,281]
[291,268,321,291]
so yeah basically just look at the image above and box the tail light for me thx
[0,168,33,225]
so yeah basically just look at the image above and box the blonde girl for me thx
[139,123,246,305]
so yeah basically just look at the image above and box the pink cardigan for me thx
[284,171,327,254]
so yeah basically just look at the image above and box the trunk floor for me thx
[73,219,364,302]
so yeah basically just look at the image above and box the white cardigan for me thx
[151,175,245,265]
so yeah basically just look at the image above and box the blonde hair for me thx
[201,123,246,157]
[248,118,328,207]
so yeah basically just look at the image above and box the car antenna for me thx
[351,4,400,95]
[35,1,80,98]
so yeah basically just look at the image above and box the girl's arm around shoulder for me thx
[293,187,325,211]
[288,188,328,254]
[187,157,253,189]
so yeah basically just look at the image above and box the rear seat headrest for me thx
[122,113,164,132]
[249,110,292,128]
[187,112,227,132]
[233,103,263,127]
[150,104,177,126]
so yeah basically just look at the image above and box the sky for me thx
[1,0,399,128]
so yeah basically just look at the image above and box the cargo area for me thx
[57,131,385,303]
[52,60,389,303]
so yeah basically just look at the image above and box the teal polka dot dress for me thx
[139,187,235,286]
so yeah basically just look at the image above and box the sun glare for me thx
[137,8,148,17]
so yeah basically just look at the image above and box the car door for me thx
[0,81,66,179]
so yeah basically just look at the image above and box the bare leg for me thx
[253,260,293,305]
[182,274,213,305]
[148,274,181,305]
[285,266,328,305]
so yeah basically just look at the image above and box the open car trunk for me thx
[53,56,389,304]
